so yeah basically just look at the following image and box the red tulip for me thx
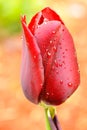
[21,7,80,105]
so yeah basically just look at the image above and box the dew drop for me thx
[65,49,68,51]
[46,49,49,52]
[53,46,57,52]
[47,52,51,57]
[60,80,63,84]
[46,92,50,98]
[44,22,47,25]
[56,70,59,74]
[40,83,43,87]
[60,47,62,49]
[46,92,49,95]
[44,18,48,23]
[54,38,56,41]
[59,42,61,45]
[54,59,57,63]
[52,30,56,34]
[62,61,65,64]
[59,63,62,67]
[34,55,36,59]
[54,60,58,67]
[50,40,53,44]
[68,82,72,87]
[63,56,65,58]
[37,25,41,28]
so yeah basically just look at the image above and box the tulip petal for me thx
[42,24,80,105]
[21,16,44,103]
[28,12,42,34]
[28,7,64,35]
[35,21,61,79]
[35,20,80,105]
[42,7,64,24]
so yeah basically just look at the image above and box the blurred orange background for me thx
[0,0,87,130]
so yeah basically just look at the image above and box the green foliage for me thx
[0,0,45,37]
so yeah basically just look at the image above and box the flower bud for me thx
[21,7,80,105]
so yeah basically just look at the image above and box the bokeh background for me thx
[0,0,87,130]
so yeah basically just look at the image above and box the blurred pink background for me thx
[0,0,87,130]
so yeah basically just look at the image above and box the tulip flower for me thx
[21,7,80,105]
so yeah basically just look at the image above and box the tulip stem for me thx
[40,101,62,130]
[40,101,55,130]
[45,108,52,130]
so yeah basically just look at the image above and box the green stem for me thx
[40,101,56,130]
[40,101,62,130]
[45,108,52,130]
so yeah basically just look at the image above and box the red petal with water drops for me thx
[35,21,61,80]
[35,20,80,105]
[21,7,80,105]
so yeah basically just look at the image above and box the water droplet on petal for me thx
[63,56,65,58]
[47,52,51,58]
[46,49,49,52]
[68,82,72,87]
[52,30,56,34]
[54,60,58,67]
[44,18,48,23]
[46,92,49,95]
[53,46,57,52]
[40,83,43,87]
[54,38,56,41]
[38,25,41,28]
[56,70,59,74]
[59,63,62,67]
[59,42,61,45]
[34,55,36,59]
[65,49,68,51]
[50,40,53,44]
[62,61,65,64]
[46,92,50,99]
[60,80,63,84]
[44,22,47,24]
